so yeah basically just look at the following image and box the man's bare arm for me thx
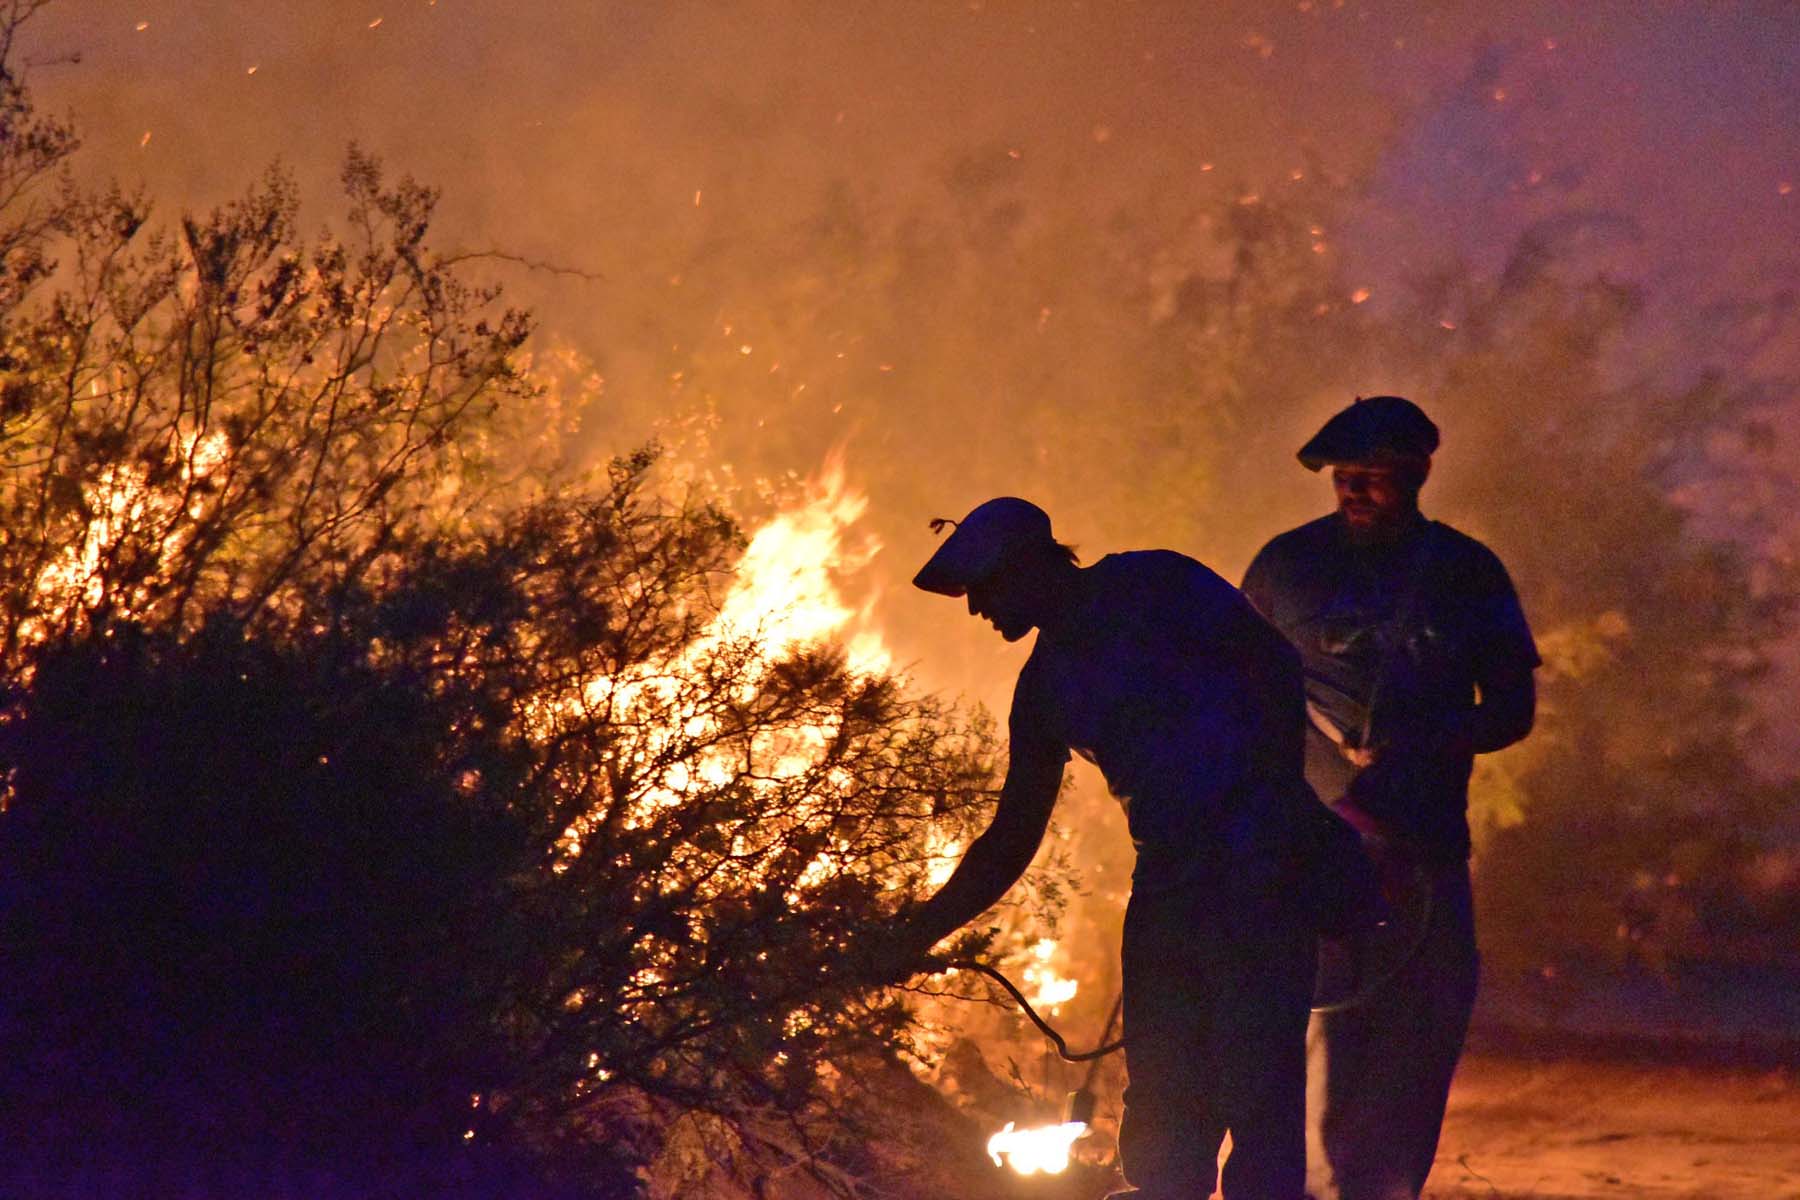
[907,742,1064,950]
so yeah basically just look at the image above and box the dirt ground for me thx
[1424,1051,1800,1200]
[931,1042,1800,1200]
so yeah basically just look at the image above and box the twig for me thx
[1455,1153,1503,1197]
[439,248,605,282]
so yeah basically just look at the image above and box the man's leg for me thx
[1117,886,1226,1199]
[1215,900,1312,1200]
[1306,863,1478,1200]
[1306,998,1383,1200]
[1397,866,1478,1194]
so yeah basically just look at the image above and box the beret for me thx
[1297,395,1439,471]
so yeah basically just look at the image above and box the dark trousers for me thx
[1118,880,1314,1200]
[1304,862,1478,1200]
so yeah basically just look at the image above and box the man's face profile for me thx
[1332,462,1416,534]
[965,571,1036,642]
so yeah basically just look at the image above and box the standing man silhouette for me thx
[1242,396,1539,1200]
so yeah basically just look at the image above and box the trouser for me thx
[1117,878,1314,1200]
[1304,861,1478,1200]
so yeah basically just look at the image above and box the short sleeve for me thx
[1462,544,1540,680]
[1240,543,1277,620]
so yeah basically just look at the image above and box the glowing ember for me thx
[987,1119,1088,1175]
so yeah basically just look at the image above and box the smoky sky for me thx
[19,1,1800,729]
[31,2,1797,403]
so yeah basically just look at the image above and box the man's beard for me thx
[1341,505,1417,545]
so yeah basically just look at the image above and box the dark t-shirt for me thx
[1008,550,1309,890]
[1242,514,1539,858]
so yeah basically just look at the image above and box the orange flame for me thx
[549,454,892,871]
[986,1119,1088,1175]
[1021,937,1079,1012]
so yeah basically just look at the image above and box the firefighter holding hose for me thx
[1241,395,1539,1200]
[883,498,1361,1200]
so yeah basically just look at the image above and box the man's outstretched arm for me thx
[905,739,1065,951]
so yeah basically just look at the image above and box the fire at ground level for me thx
[940,964,1800,1200]
[969,1047,1800,1200]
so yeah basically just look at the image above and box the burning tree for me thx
[0,19,1012,1196]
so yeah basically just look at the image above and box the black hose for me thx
[1309,860,1437,1015]
[942,958,1126,1062]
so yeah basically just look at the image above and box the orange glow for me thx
[548,455,893,869]
[1021,938,1079,1012]
[987,1119,1088,1174]
[29,431,231,642]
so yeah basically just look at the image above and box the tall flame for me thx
[551,454,893,867]
[710,455,888,674]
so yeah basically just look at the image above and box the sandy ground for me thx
[943,1044,1800,1200]
[1424,1052,1800,1200]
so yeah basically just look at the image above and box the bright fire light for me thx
[548,453,894,868]
[986,1119,1088,1175]
[1022,937,1079,1011]
[709,453,888,674]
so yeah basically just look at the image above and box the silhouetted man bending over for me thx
[1242,396,1538,1200]
[889,497,1320,1200]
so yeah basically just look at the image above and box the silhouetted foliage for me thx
[0,17,1003,1196]
[1,467,999,1196]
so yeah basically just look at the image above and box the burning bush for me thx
[0,464,1002,1195]
[0,23,1008,1194]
